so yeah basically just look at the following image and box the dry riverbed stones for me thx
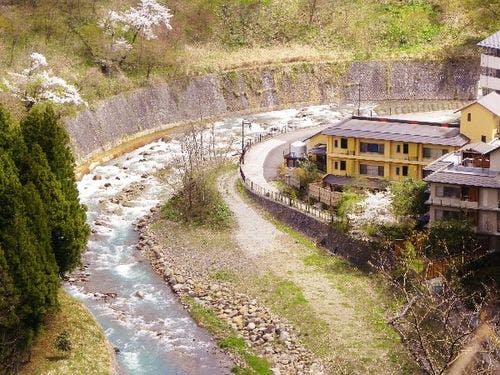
[135,209,325,375]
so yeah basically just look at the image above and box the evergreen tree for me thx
[0,151,59,368]
[0,244,20,368]
[20,105,89,274]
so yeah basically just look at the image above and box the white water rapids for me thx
[66,103,374,374]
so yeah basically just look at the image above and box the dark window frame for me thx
[360,142,384,154]
[340,138,348,149]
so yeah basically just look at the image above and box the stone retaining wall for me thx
[66,59,479,165]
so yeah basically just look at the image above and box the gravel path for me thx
[218,172,407,374]
[218,173,279,257]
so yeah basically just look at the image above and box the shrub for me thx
[162,166,232,229]
[425,218,478,258]
[54,331,72,352]
[332,188,363,232]
[390,177,428,220]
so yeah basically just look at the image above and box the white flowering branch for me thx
[100,0,173,56]
[348,189,397,238]
[2,52,86,108]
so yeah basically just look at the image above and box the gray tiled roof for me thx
[478,31,500,49]
[424,170,500,189]
[321,117,469,147]
[322,174,386,190]
[478,92,500,116]
[459,92,500,116]
[423,159,454,172]
[461,141,500,155]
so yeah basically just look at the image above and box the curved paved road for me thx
[241,126,325,192]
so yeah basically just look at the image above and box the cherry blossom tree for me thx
[99,0,173,67]
[1,52,86,109]
[347,188,397,238]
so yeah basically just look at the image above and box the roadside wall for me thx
[244,188,375,271]
[66,59,479,164]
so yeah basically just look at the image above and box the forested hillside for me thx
[0,0,498,115]
[0,104,89,373]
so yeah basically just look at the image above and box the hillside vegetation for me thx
[0,0,498,114]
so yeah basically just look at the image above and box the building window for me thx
[334,139,338,148]
[423,147,448,159]
[334,161,338,170]
[442,210,460,220]
[396,144,401,153]
[340,160,346,171]
[403,143,409,154]
[396,167,400,175]
[340,138,348,149]
[436,185,461,199]
[461,186,479,202]
[467,113,471,122]
[360,142,384,154]
[481,135,487,142]
[360,164,384,177]
[402,166,408,176]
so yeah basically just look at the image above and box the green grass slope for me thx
[0,0,498,113]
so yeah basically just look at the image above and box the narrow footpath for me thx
[218,172,410,374]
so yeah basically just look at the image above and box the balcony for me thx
[428,197,479,210]
[333,149,354,155]
[480,75,500,92]
[399,155,419,162]
[481,54,500,71]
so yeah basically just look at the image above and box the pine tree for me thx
[0,244,21,368]
[20,105,89,274]
[0,151,58,364]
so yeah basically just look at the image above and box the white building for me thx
[478,31,500,95]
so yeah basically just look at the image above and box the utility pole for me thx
[357,82,361,116]
[241,120,251,154]
[241,120,245,154]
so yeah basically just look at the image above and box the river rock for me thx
[172,283,186,292]
[134,291,145,299]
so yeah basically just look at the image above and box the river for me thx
[66,103,370,374]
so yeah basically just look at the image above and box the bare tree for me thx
[375,247,499,375]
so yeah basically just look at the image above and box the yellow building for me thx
[457,91,500,143]
[307,116,469,187]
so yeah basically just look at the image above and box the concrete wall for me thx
[66,59,479,165]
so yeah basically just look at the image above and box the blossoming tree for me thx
[1,52,86,109]
[100,0,173,66]
[347,189,397,239]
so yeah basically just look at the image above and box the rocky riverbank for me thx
[135,208,325,375]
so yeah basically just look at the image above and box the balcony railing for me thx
[481,54,500,71]
[428,197,479,210]
[480,75,500,91]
